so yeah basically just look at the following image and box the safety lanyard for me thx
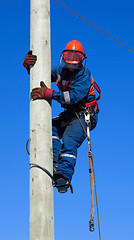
[84,111,95,232]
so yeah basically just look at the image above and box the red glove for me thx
[31,81,54,100]
[23,50,37,69]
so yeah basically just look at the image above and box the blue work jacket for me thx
[51,66,96,109]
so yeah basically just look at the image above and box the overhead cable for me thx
[54,0,134,53]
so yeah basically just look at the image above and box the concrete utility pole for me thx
[29,0,54,240]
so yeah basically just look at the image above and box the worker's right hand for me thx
[23,50,37,69]
[31,81,54,100]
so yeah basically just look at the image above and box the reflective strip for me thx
[63,91,71,105]
[57,74,61,81]
[52,136,60,141]
[60,154,76,159]
[91,74,93,80]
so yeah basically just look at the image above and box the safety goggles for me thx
[59,50,87,70]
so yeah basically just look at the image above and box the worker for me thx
[23,40,100,193]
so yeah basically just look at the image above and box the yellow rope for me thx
[74,110,101,240]
[54,0,134,53]
[91,148,101,240]
[89,153,94,221]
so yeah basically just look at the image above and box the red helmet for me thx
[59,40,86,70]
[65,40,85,54]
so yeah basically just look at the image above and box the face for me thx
[67,63,79,72]
[68,67,76,72]
[59,50,86,70]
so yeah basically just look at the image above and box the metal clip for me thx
[89,219,94,232]
[84,110,90,125]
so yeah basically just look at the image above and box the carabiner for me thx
[89,219,94,232]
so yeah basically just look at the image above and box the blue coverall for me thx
[51,66,98,182]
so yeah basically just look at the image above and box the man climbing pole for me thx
[23,40,100,194]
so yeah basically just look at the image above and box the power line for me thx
[54,0,134,53]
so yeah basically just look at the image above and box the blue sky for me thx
[0,0,134,239]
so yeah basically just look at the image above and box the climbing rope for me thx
[74,110,101,240]
[84,110,94,231]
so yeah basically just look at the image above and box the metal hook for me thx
[89,219,94,232]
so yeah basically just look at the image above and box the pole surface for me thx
[29,0,54,239]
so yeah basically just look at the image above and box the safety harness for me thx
[56,70,101,115]
[85,79,101,114]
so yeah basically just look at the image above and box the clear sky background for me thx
[0,0,134,239]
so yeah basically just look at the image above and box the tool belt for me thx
[58,105,97,127]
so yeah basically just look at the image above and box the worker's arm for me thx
[52,68,94,107]
[30,68,95,106]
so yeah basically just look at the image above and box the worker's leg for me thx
[52,116,65,168]
[57,117,87,182]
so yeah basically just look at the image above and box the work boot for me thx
[53,172,70,193]
[53,162,58,174]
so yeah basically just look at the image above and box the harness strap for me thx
[56,71,66,86]
[77,79,101,113]
[92,79,101,101]
[85,100,99,114]
[86,79,101,104]
[56,70,75,92]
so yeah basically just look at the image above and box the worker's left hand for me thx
[23,50,37,69]
[31,81,54,100]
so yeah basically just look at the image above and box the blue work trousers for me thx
[52,113,98,182]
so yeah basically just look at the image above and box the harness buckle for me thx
[89,219,94,232]
[84,109,90,125]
